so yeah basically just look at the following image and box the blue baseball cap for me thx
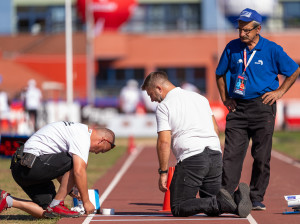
[237,8,262,24]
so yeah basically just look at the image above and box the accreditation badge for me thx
[233,73,247,96]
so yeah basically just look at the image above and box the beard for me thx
[159,96,163,102]
[155,93,163,103]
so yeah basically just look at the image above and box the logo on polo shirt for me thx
[237,59,243,64]
[255,60,263,65]
[241,11,252,18]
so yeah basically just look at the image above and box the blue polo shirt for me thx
[216,35,299,99]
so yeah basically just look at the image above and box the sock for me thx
[6,196,13,208]
[49,199,61,208]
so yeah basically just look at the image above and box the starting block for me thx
[72,189,101,214]
[283,195,300,214]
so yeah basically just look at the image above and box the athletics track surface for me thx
[58,142,300,224]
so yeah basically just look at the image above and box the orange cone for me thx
[160,167,175,212]
[127,135,136,154]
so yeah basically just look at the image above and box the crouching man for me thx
[0,121,115,218]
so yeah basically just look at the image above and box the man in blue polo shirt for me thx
[216,8,300,210]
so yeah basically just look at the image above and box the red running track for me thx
[58,144,300,224]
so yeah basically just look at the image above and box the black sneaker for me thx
[217,188,237,214]
[234,183,252,217]
[252,201,266,210]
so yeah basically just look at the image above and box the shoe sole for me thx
[252,206,266,211]
[236,183,252,218]
[219,188,237,213]
[44,212,80,218]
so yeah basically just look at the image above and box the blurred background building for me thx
[0,0,300,136]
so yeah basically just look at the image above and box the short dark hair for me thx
[141,71,168,90]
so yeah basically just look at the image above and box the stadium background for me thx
[0,0,300,137]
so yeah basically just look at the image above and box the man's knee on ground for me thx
[171,205,190,217]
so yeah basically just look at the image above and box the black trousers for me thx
[222,97,276,202]
[11,152,73,209]
[170,148,222,217]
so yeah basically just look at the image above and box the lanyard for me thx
[243,48,256,73]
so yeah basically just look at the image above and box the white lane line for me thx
[99,146,143,205]
[92,214,239,217]
[90,218,245,222]
[272,150,300,169]
[83,214,96,224]
[88,213,249,222]
[247,214,258,224]
[82,146,143,224]
[245,149,300,224]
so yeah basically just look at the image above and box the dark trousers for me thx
[11,152,73,209]
[222,97,276,202]
[170,148,222,217]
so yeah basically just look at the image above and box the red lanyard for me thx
[243,48,256,73]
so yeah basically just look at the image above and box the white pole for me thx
[216,0,225,60]
[65,0,74,117]
[86,0,95,105]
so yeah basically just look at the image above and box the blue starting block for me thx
[283,208,300,215]
[73,189,101,214]
[283,195,300,214]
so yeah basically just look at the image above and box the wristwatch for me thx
[158,168,168,174]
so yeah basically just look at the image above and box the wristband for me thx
[158,168,168,174]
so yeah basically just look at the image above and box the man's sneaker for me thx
[234,183,252,218]
[0,190,10,213]
[252,201,266,210]
[44,201,80,218]
[217,188,237,214]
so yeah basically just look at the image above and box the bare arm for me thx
[212,115,220,136]
[72,155,95,214]
[157,130,171,192]
[216,75,228,102]
[216,75,237,111]
[262,67,300,105]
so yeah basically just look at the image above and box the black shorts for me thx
[11,152,73,209]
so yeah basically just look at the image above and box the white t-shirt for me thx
[0,91,10,119]
[24,121,91,164]
[25,86,42,110]
[156,87,221,162]
[120,86,141,113]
